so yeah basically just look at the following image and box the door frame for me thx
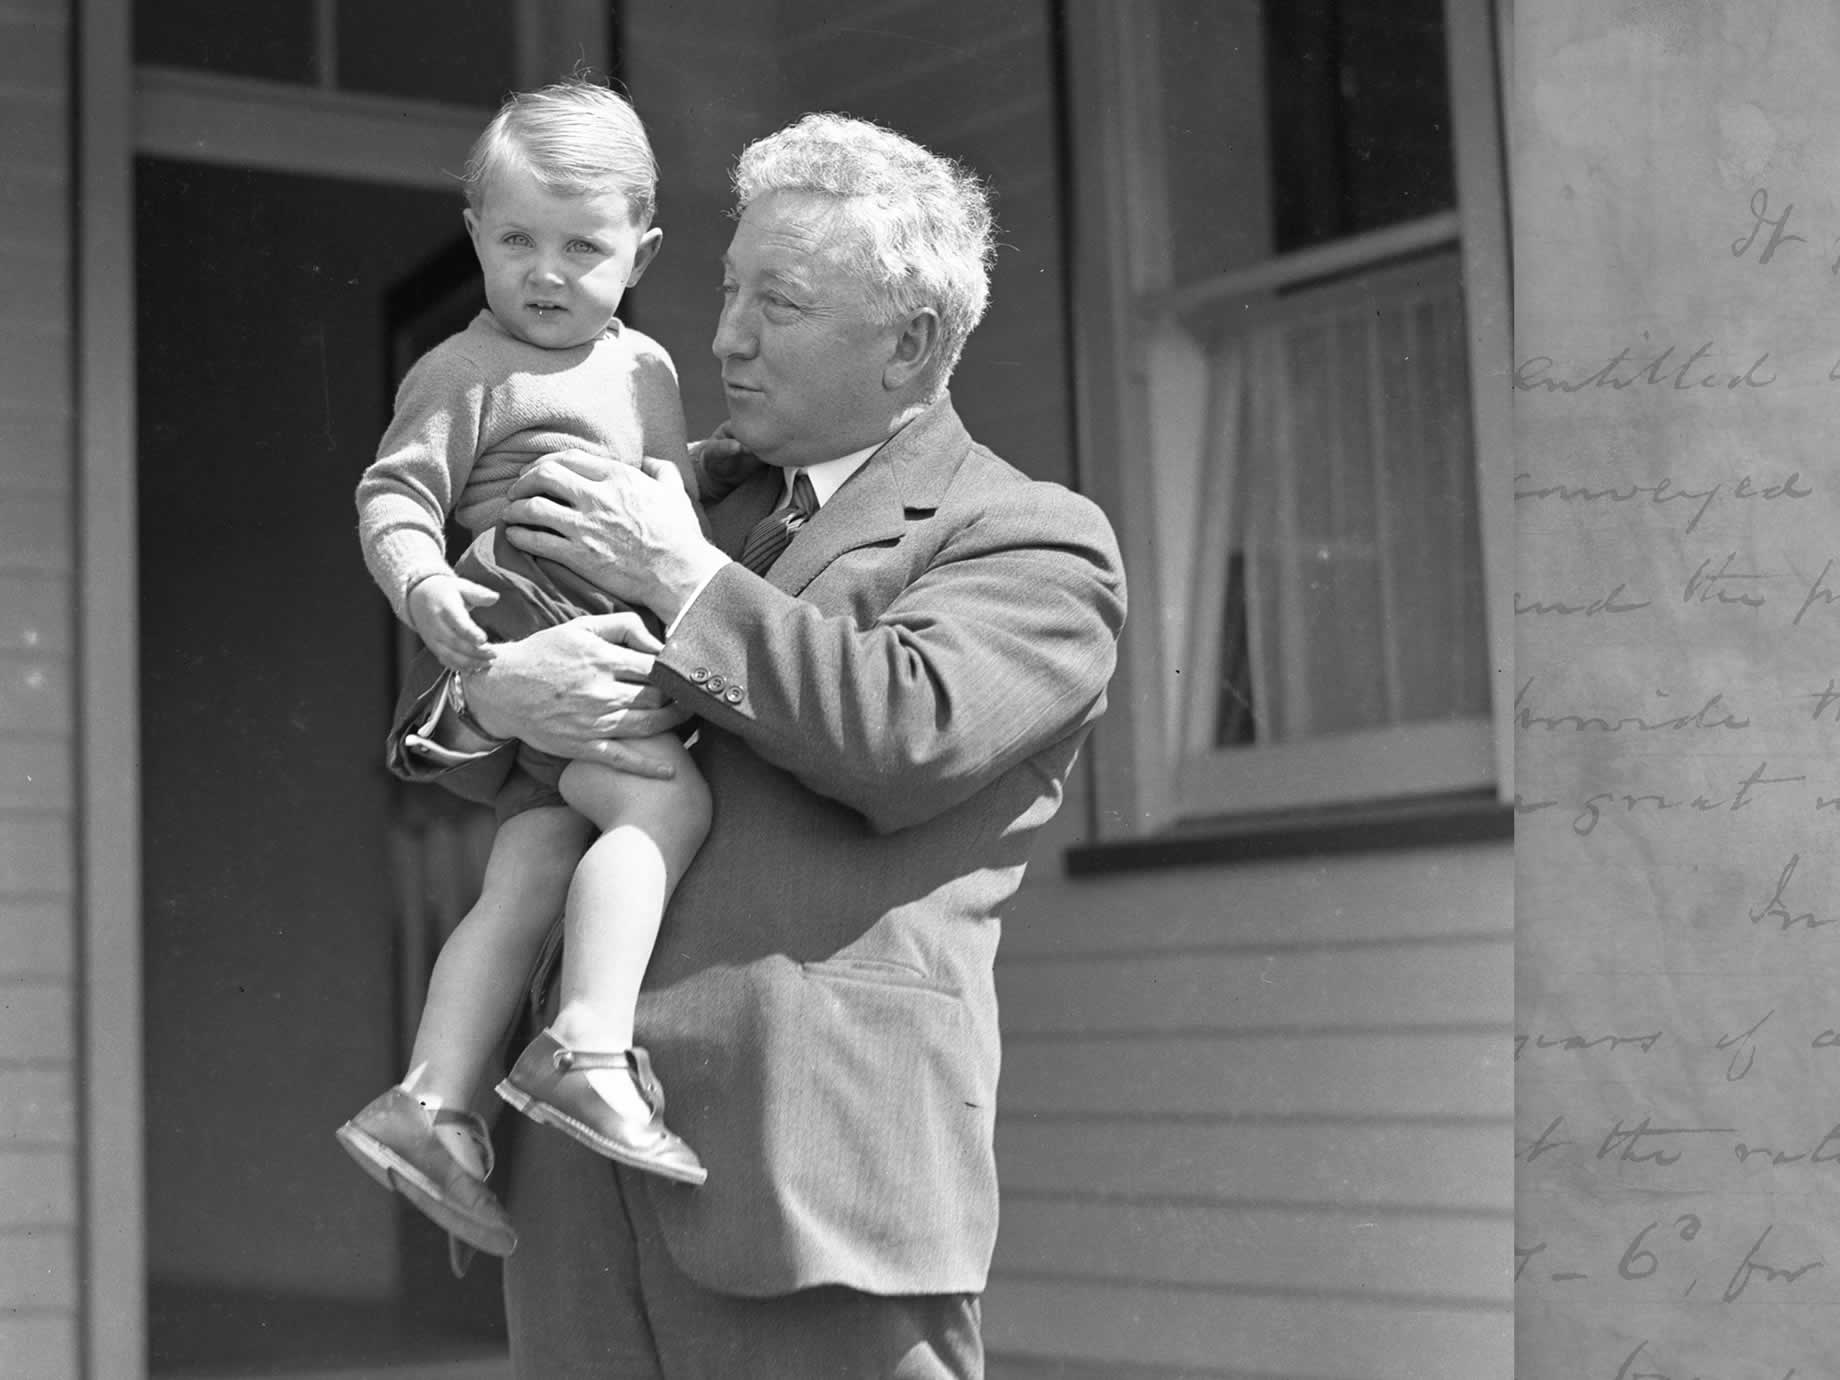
[75,2,608,1372]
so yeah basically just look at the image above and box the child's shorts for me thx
[453,522,669,825]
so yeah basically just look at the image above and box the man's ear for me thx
[883,308,941,392]
[627,227,665,287]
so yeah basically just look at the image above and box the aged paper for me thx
[1516,3,1840,1376]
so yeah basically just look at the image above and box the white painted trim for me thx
[1061,4,1174,839]
[1445,0,1515,800]
[134,66,487,190]
[1147,211,1463,319]
[1174,718,1499,819]
[79,3,146,1377]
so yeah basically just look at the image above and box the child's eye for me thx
[502,232,532,247]
[569,239,602,255]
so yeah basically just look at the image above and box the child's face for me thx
[464,163,661,351]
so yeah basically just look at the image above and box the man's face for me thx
[465,163,660,351]
[714,191,903,468]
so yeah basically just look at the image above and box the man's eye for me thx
[766,293,797,311]
[719,281,738,296]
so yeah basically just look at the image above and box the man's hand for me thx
[502,452,729,624]
[462,612,689,778]
[690,423,763,504]
[408,573,498,672]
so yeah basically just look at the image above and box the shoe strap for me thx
[552,1048,636,1073]
[432,1106,495,1180]
[552,1046,664,1112]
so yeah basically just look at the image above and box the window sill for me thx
[1065,789,1512,876]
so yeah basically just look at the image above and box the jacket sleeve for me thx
[654,483,1126,834]
[355,344,489,622]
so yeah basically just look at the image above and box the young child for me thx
[338,80,712,1262]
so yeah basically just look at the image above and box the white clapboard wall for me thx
[0,1,79,1376]
[986,843,1513,1380]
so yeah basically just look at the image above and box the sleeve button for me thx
[689,666,711,684]
[706,674,726,692]
[724,686,744,704]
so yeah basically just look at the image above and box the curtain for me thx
[1185,252,1490,753]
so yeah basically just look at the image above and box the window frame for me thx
[1064,0,1513,842]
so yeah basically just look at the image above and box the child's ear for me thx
[627,227,664,286]
[462,208,481,250]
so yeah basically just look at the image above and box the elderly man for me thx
[393,114,1125,1378]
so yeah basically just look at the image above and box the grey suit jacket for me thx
[391,396,1125,1297]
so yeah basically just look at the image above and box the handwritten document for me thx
[1516,5,1840,1377]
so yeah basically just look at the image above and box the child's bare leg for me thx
[547,734,711,1123]
[403,805,591,1170]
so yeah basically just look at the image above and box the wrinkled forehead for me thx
[725,190,869,281]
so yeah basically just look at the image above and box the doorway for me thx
[135,156,506,1373]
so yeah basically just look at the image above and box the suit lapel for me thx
[768,396,972,596]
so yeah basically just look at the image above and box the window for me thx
[1065,0,1512,836]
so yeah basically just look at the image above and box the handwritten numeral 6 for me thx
[1618,1215,1703,1280]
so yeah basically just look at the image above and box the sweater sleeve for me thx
[626,328,703,529]
[355,342,489,622]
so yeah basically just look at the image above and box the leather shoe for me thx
[336,1088,517,1257]
[495,1032,707,1186]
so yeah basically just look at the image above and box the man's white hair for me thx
[733,114,996,395]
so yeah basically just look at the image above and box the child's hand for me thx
[407,574,499,672]
[690,424,763,504]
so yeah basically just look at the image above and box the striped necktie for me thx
[737,471,819,575]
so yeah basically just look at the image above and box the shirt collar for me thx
[785,443,878,509]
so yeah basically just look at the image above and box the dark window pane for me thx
[336,0,522,108]
[1153,0,1275,284]
[1264,0,1455,252]
[136,0,318,84]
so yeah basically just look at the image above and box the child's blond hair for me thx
[463,79,657,227]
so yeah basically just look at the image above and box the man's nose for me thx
[711,297,755,359]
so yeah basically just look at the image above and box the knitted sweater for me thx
[356,309,687,621]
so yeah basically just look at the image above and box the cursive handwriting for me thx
[1515,342,1777,393]
[1514,470,1810,534]
[1516,678,1752,733]
[1747,854,1840,932]
[1516,583,1653,617]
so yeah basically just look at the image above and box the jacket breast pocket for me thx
[799,956,959,999]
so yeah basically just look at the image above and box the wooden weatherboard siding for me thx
[986,844,1513,1380]
[0,0,79,1376]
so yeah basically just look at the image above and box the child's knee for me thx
[559,748,710,845]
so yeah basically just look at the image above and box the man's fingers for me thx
[586,739,678,780]
[577,611,665,655]
[507,458,597,505]
[502,522,577,566]
[500,493,581,535]
[638,454,688,492]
